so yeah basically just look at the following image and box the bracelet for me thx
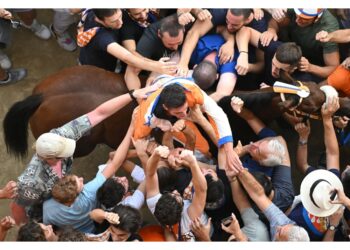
[298,140,308,146]
[128,89,137,102]
[240,51,248,54]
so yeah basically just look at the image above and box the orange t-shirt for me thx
[327,65,350,97]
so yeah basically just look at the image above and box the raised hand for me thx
[154,145,170,158]
[230,96,244,113]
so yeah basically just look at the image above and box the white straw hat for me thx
[300,169,343,217]
[35,133,76,158]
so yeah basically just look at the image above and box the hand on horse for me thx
[157,57,178,76]
[294,120,310,141]
[321,96,340,119]
[230,96,244,113]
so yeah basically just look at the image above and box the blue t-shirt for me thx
[79,10,120,72]
[190,34,238,75]
[241,127,277,176]
[43,172,106,233]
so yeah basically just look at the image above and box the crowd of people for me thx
[0,8,350,242]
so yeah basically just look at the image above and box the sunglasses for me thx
[10,19,22,29]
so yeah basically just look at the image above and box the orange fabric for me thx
[77,28,99,47]
[139,224,179,241]
[133,82,204,140]
[172,121,210,155]
[327,65,350,97]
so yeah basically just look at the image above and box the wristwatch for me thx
[298,140,308,146]
[328,225,337,231]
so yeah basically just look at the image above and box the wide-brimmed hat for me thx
[300,169,343,217]
[294,9,324,19]
[35,132,76,158]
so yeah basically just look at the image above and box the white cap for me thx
[35,133,76,158]
[294,9,324,19]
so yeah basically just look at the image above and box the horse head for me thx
[278,81,326,119]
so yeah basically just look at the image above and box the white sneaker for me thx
[50,24,77,52]
[0,51,12,69]
[23,19,51,40]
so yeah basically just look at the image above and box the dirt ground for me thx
[0,9,349,241]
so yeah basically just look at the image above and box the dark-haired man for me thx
[235,26,302,86]
[134,76,243,175]
[177,8,267,78]
[125,14,187,90]
[77,9,176,74]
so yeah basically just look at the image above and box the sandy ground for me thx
[0,9,349,241]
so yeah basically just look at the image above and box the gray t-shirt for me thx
[263,203,295,241]
[241,208,270,241]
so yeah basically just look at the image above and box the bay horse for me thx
[3,65,350,158]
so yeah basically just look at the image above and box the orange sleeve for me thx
[327,65,350,97]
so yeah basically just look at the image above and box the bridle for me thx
[278,81,322,120]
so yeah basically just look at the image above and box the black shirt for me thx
[79,10,120,72]
[120,10,158,44]
[209,8,268,33]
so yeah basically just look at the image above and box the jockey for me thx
[133,74,243,173]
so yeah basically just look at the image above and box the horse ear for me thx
[278,99,295,111]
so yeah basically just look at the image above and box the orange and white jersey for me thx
[133,75,233,147]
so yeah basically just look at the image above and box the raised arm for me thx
[87,85,159,126]
[145,146,169,198]
[321,96,340,170]
[102,120,134,179]
[177,19,213,76]
[316,29,350,44]
[294,121,311,174]
[237,168,272,211]
[230,96,265,135]
[179,150,207,220]
[107,42,177,76]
